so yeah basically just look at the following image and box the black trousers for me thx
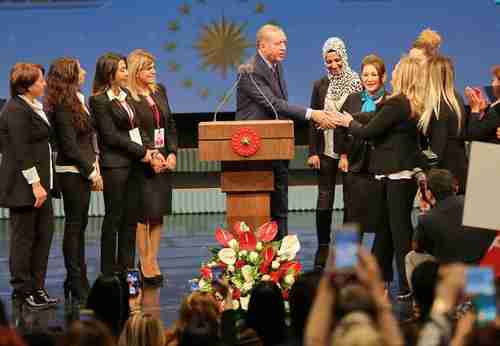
[271,160,289,240]
[372,178,417,293]
[101,167,137,274]
[316,155,339,246]
[9,200,54,295]
[58,173,91,295]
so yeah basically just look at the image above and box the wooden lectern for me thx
[198,120,294,231]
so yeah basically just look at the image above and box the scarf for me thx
[361,89,385,112]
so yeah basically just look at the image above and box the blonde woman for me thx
[118,314,166,346]
[332,56,426,298]
[126,49,178,285]
[419,56,467,193]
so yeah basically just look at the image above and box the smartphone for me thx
[465,266,496,325]
[126,269,141,297]
[326,224,360,273]
[211,266,224,283]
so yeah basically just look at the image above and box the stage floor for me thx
[0,211,412,333]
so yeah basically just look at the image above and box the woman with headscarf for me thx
[308,37,362,269]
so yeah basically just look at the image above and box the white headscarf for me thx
[322,37,362,111]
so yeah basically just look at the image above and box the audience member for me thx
[118,314,165,346]
[58,320,115,346]
[0,327,26,346]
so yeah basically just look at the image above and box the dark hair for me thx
[411,260,439,321]
[178,317,218,346]
[427,169,455,201]
[92,52,126,95]
[22,330,58,346]
[86,273,130,337]
[44,57,89,132]
[9,63,44,97]
[59,320,115,346]
[246,282,286,346]
[288,271,321,338]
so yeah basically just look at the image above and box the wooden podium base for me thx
[226,193,270,232]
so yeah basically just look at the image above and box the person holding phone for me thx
[126,49,178,285]
[331,56,426,299]
[89,53,154,275]
[46,57,102,305]
[338,54,387,240]
[307,37,362,269]
[0,63,58,309]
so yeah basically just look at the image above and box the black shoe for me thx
[313,245,330,271]
[34,289,59,307]
[24,293,50,310]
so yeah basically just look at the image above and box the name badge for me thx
[129,128,143,145]
[154,128,165,149]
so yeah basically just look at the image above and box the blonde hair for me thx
[412,28,441,57]
[127,49,158,101]
[256,24,284,47]
[331,312,383,346]
[390,55,426,117]
[118,314,166,346]
[419,56,463,135]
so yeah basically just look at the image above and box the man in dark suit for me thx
[236,24,335,238]
[405,169,497,288]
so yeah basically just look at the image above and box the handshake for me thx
[143,149,176,174]
[309,109,353,129]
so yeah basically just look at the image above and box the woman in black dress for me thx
[127,49,178,284]
[418,56,468,193]
[307,37,362,269]
[340,54,387,238]
[46,57,102,304]
[332,56,425,297]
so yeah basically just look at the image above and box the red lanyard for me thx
[145,95,161,129]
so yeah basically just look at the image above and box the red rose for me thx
[282,290,289,300]
[200,266,212,280]
[235,259,246,269]
[232,288,241,300]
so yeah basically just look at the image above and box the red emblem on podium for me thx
[231,127,261,157]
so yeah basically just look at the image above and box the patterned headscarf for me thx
[322,37,362,110]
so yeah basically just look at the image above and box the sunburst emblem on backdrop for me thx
[164,0,276,104]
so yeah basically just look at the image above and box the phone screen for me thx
[330,224,359,271]
[465,267,496,325]
[126,269,141,297]
[211,266,224,282]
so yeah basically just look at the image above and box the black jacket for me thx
[349,95,423,175]
[0,97,55,207]
[308,76,348,157]
[414,195,496,263]
[89,91,147,168]
[236,54,307,121]
[465,102,500,144]
[51,105,97,178]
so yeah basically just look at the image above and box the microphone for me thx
[213,73,242,122]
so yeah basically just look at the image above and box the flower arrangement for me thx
[190,221,302,311]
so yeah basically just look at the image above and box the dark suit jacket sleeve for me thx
[6,105,38,173]
[348,97,407,139]
[427,112,448,160]
[308,80,322,156]
[464,105,500,141]
[53,108,94,178]
[239,72,307,121]
[89,96,146,160]
[160,85,178,155]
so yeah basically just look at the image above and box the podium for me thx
[198,120,294,231]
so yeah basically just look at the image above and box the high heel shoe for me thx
[138,262,162,286]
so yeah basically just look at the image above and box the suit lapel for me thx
[110,99,133,128]
[276,63,288,100]
[15,97,50,129]
[255,54,284,99]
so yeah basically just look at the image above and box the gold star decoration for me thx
[255,3,265,14]
[168,20,180,32]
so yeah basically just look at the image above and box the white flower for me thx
[249,251,259,263]
[256,242,263,251]
[242,281,254,293]
[239,250,248,257]
[233,300,240,310]
[218,248,237,265]
[271,261,280,270]
[227,265,235,272]
[262,274,271,281]
[207,261,217,267]
[240,295,250,310]
[198,279,210,291]
[279,255,288,262]
[284,274,295,286]
[279,235,301,261]
[228,239,239,251]
[241,265,254,282]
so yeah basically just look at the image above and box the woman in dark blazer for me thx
[126,49,178,284]
[45,57,102,304]
[339,54,387,239]
[307,37,362,270]
[419,56,468,194]
[333,56,425,297]
[0,63,58,309]
[89,53,153,275]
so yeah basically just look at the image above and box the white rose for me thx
[271,261,280,270]
[228,239,239,251]
[241,265,254,282]
[233,300,240,310]
[256,242,263,251]
[218,248,236,265]
[242,281,253,292]
[239,250,248,257]
[227,265,235,272]
[262,274,271,281]
[284,301,290,312]
[240,295,250,310]
[284,274,295,286]
[249,251,259,263]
